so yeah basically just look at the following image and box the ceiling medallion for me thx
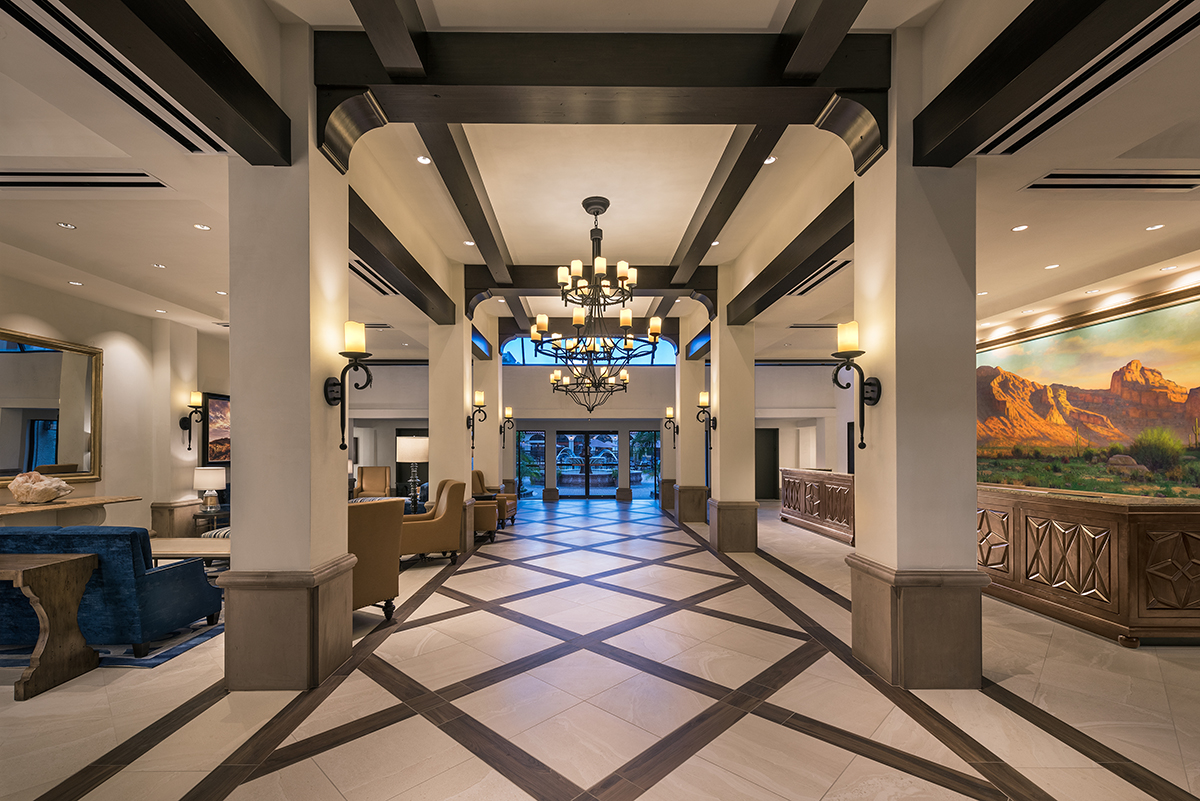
[533,197,663,413]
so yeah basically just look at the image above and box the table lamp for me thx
[194,467,226,511]
[396,436,430,511]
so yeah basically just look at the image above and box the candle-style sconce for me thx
[467,391,488,450]
[696,392,716,449]
[663,406,679,449]
[500,407,515,448]
[831,321,882,450]
[179,391,204,451]
[323,321,374,450]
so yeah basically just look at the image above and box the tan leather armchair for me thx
[354,466,392,498]
[401,480,465,564]
[473,470,517,528]
[407,479,453,522]
[347,498,404,619]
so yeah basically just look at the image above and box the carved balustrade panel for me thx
[976,508,1010,573]
[1145,530,1200,610]
[1025,515,1111,604]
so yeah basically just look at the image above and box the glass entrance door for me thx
[555,432,619,498]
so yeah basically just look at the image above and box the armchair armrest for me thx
[139,559,224,640]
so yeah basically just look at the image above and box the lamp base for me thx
[202,490,219,511]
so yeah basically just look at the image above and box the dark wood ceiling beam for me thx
[347,0,425,80]
[671,124,787,284]
[465,265,717,293]
[416,123,512,284]
[782,0,871,82]
[497,318,682,349]
[55,0,290,165]
[725,184,854,326]
[913,0,1168,167]
[349,189,456,325]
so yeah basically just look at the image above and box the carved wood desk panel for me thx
[780,468,855,545]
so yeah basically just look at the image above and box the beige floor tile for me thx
[429,611,518,642]
[465,625,562,662]
[1036,656,1172,714]
[386,758,534,800]
[869,707,980,777]
[501,592,580,618]
[527,650,640,699]
[666,551,735,575]
[510,701,659,788]
[637,572,734,601]
[1043,625,1164,683]
[597,540,694,558]
[605,626,702,662]
[477,540,565,558]
[374,626,460,663]
[820,756,972,800]
[650,531,701,545]
[440,575,530,602]
[455,673,580,737]
[589,672,714,736]
[697,587,800,631]
[639,755,789,801]
[587,593,663,619]
[471,564,564,590]
[1017,767,1163,801]
[126,690,297,772]
[770,671,895,738]
[1154,646,1200,689]
[665,641,774,688]
[706,625,803,662]
[544,583,622,605]
[541,605,627,634]
[227,759,347,801]
[396,642,504,690]
[698,715,856,801]
[79,770,207,801]
[291,671,404,742]
[648,610,738,641]
[526,552,640,577]
[407,593,469,621]
[0,711,117,799]
[798,653,875,694]
[312,716,474,801]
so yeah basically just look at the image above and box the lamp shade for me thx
[189,391,204,407]
[344,321,367,354]
[193,467,226,492]
[837,321,859,352]
[396,436,429,463]
[698,391,710,408]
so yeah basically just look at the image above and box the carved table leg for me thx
[13,555,99,701]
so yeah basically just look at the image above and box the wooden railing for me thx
[780,468,854,545]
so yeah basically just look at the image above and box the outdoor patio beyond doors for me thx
[555,432,618,498]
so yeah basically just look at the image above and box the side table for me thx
[193,507,231,534]
[0,553,99,701]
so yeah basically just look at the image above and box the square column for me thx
[849,28,988,689]
[674,311,708,522]
[471,311,502,482]
[428,270,472,489]
[708,267,758,551]
[218,24,354,690]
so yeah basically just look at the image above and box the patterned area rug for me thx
[0,615,223,669]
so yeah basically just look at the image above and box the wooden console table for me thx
[151,538,230,566]
[0,496,141,527]
[779,468,855,545]
[0,553,99,701]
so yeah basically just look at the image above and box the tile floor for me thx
[3,501,1199,801]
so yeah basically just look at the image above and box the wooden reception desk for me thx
[779,468,855,546]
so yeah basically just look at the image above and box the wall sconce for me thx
[467,390,487,450]
[500,406,515,448]
[323,321,374,451]
[696,392,716,448]
[831,321,882,450]
[179,391,204,451]
[663,406,679,449]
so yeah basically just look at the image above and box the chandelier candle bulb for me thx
[573,307,586,326]
[571,259,583,278]
[620,309,632,328]
[620,369,629,382]
[617,261,629,280]
[530,324,541,341]
[594,256,607,276]
[837,321,859,353]
[649,316,662,335]
[557,266,570,286]
[626,267,637,287]
[536,313,549,332]
[562,375,571,385]
[344,321,367,354]
[698,391,710,408]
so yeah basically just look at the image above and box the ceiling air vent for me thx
[212,322,230,328]
[363,323,393,330]
[349,259,400,296]
[786,259,851,297]
[1025,170,1200,192]
[0,171,167,189]
[978,0,1200,157]
[787,323,837,329]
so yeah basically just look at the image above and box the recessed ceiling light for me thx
[403,343,409,346]
[216,290,228,295]
[57,222,76,229]
[1161,265,1179,271]
[153,263,166,269]
[155,309,167,314]
[1146,224,1164,231]
[674,299,682,303]
[68,281,83,286]
[1022,309,1035,314]
[763,156,777,165]
[416,156,431,164]
[977,291,988,296]
[711,241,720,246]
[463,240,474,246]
[194,224,211,231]
[1085,289,1101,294]
[979,322,995,328]
[1044,264,1059,270]
[1011,225,1028,232]
[498,298,506,303]
[784,343,790,347]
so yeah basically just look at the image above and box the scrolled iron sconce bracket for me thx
[324,352,374,450]
[832,349,881,450]
[663,419,679,449]
[179,406,204,451]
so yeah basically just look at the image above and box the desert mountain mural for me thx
[977,360,1200,449]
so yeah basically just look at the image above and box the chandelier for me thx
[531,196,663,412]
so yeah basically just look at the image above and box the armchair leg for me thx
[382,599,395,620]
[206,612,219,626]
[450,551,458,565]
[132,642,150,658]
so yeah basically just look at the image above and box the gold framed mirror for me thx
[0,327,103,487]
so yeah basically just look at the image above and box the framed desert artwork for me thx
[976,295,1200,497]
[201,393,230,466]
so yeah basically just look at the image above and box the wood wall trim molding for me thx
[846,554,992,588]
[215,553,357,590]
[320,90,387,175]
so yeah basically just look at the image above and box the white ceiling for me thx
[2,0,1200,369]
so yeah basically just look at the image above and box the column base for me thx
[615,487,633,502]
[217,553,356,690]
[846,554,990,689]
[707,499,758,552]
[660,480,675,512]
[460,499,475,555]
[542,488,559,502]
[674,485,708,522]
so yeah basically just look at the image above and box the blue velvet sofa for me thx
[0,526,224,657]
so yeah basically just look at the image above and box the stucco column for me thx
[849,27,987,689]
[428,271,472,491]
[471,310,502,484]
[708,266,758,551]
[149,320,202,537]
[674,311,708,521]
[218,23,355,691]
